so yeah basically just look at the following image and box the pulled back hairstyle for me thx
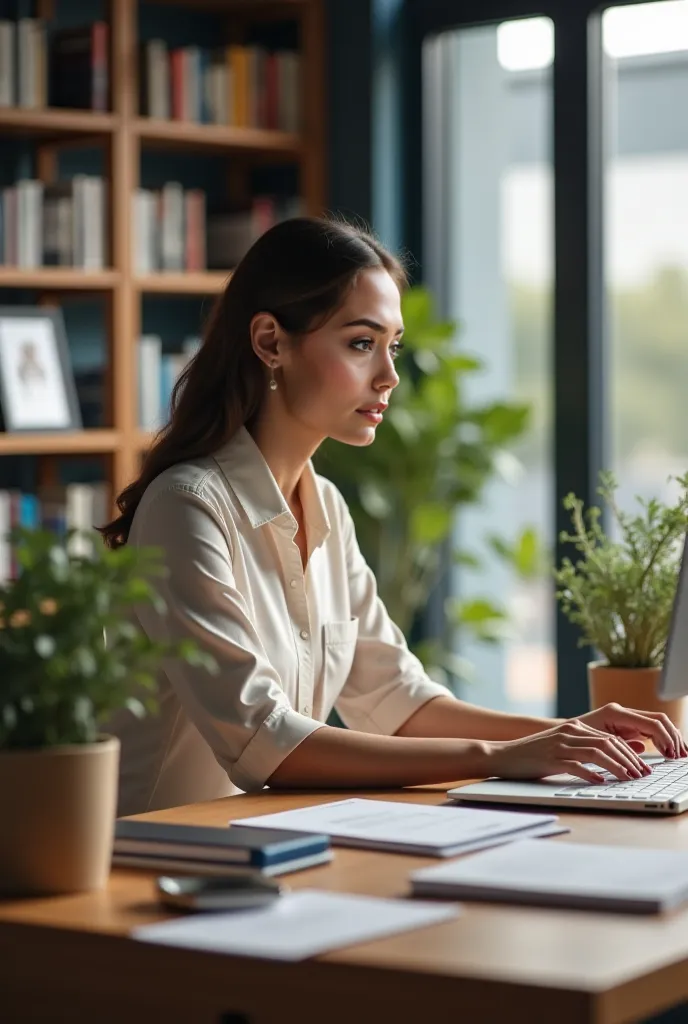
[100,216,407,548]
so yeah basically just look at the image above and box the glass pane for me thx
[603,1,688,514]
[422,19,555,716]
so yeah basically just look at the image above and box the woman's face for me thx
[280,268,404,447]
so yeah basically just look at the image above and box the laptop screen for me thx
[658,530,688,700]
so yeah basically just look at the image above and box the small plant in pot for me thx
[554,471,688,727]
[0,527,215,897]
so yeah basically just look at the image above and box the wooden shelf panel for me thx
[136,272,231,294]
[142,0,307,12]
[0,108,117,139]
[0,430,121,456]
[135,118,301,156]
[0,268,120,291]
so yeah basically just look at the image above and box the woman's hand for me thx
[487,718,656,784]
[575,702,688,759]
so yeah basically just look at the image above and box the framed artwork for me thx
[0,306,82,433]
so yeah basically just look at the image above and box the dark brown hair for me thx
[100,216,407,548]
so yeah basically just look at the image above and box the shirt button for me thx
[290,580,298,589]
[300,629,309,640]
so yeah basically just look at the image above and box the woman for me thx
[102,217,686,817]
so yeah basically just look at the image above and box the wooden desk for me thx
[3,787,688,1024]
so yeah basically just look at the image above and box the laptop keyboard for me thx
[554,758,688,802]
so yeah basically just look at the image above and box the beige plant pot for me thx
[0,735,120,897]
[588,662,685,731]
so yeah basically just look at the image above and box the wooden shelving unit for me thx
[0,0,325,501]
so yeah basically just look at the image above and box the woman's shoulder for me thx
[137,455,235,520]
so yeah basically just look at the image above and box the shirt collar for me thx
[212,426,331,548]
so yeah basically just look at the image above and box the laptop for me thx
[448,530,688,815]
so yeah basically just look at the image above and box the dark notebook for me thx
[113,820,332,877]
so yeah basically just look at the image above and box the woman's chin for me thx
[329,422,377,447]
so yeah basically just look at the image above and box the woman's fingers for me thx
[564,721,649,774]
[561,736,645,780]
[565,745,642,781]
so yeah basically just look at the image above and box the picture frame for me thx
[0,306,82,433]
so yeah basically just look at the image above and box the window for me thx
[423,20,555,716]
[603,1,688,515]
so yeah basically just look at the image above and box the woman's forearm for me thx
[267,723,494,790]
[395,695,563,742]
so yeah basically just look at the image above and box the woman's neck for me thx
[246,413,322,508]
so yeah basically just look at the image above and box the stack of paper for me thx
[133,889,459,960]
[231,798,567,858]
[410,839,688,913]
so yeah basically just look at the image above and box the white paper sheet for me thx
[133,889,459,960]
[411,839,688,912]
[231,798,559,856]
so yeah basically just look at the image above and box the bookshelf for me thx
[0,0,325,503]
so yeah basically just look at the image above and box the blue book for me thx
[113,820,332,877]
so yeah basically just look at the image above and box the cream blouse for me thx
[109,426,447,815]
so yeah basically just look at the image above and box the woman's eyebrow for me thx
[342,317,405,336]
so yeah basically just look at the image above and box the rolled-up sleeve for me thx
[133,484,323,792]
[332,490,448,735]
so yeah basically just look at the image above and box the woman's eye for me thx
[391,342,405,360]
[351,338,374,352]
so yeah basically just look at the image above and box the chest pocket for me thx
[321,617,359,703]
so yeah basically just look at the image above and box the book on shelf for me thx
[138,334,200,431]
[0,482,109,583]
[49,22,109,112]
[206,195,303,269]
[139,40,300,130]
[113,820,332,877]
[0,176,106,269]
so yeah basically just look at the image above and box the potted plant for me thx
[555,471,688,726]
[0,527,215,897]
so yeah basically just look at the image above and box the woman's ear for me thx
[250,312,286,369]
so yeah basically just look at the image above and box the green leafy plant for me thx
[0,528,216,750]
[555,472,688,668]
[315,285,537,683]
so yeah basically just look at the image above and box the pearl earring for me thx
[269,363,278,391]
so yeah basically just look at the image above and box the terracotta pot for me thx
[587,662,684,730]
[0,735,120,897]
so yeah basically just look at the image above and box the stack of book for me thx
[0,176,106,269]
[113,820,332,877]
[0,19,108,110]
[0,483,109,583]
[133,183,206,274]
[139,40,300,130]
[138,335,200,431]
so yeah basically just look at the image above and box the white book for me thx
[83,177,104,269]
[160,182,184,271]
[410,838,688,913]
[231,798,560,858]
[138,334,162,430]
[0,21,15,107]
[17,19,35,107]
[133,889,458,961]
[17,179,42,268]
[0,490,10,584]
